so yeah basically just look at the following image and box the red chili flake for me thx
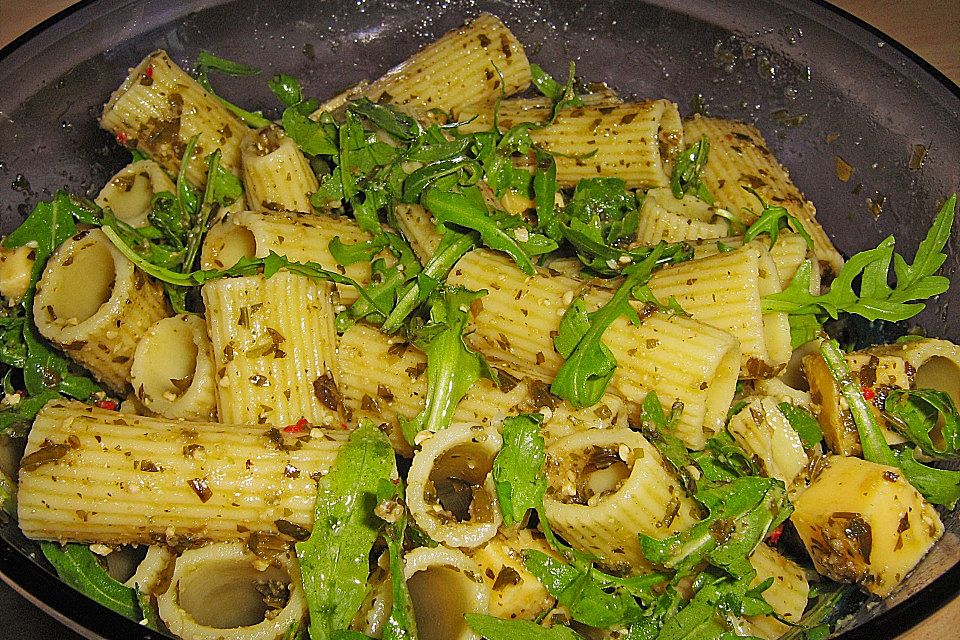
[96,400,119,411]
[861,386,876,402]
[340,422,349,430]
[765,523,784,545]
[283,418,309,433]
[145,65,153,79]
[115,131,128,144]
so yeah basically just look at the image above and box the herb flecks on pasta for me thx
[1,11,958,640]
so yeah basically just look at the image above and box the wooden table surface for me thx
[0,1,958,639]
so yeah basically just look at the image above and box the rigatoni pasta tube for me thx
[542,428,698,573]
[455,89,623,134]
[157,542,307,640]
[406,423,502,548]
[646,242,792,377]
[358,13,530,117]
[635,187,728,244]
[727,397,808,495]
[200,210,379,305]
[33,228,170,392]
[446,249,740,448]
[338,324,627,452]
[741,544,809,639]
[683,114,843,276]
[17,399,348,545]
[240,125,318,213]
[101,50,245,186]
[95,159,176,228]
[404,546,490,640]
[202,271,342,427]
[131,314,218,422]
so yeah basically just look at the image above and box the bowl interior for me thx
[0,1,958,638]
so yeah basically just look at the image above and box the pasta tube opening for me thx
[404,546,489,640]
[158,542,306,640]
[96,159,176,228]
[406,424,502,548]
[131,314,217,421]
[200,217,257,270]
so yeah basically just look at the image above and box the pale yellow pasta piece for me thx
[683,115,843,276]
[792,455,943,596]
[17,399,347,545]
[101,50,245,186]
[727,397,808,494]
[357,13,530,117]
[691,232,820,295]
[741,545,809,639]
[447,249,740,448]
[95,159,175,228]
[404,546,490,640]
[33,228,170,392]
[543,428,698,573]
[200,210,380,305]
[131,314,218,422]
[337,324,624,453]
[635,187,728,244]
[202,272,342,427]
[240,125,318,213]
[646,242,791,377]
[406,423,502,548]
[0,245,36,305]
[469,529,558,621]
[455,89,623,134]
[157,542,306,640]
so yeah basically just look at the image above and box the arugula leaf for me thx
[0,311,26,368]
[742,188,813,250]
[40,542,140,620]
[283,107,339,156]
[779,582,859,640]
[296,420,397,640]
[529,62,582,122]
[3,192,78,300]
[763,195,955,323]
[194,51,271,128]
[376,479,418,640]
[551,245,665,408]
[777,402,824,449]
[0,388,59,434]
[422,186,556,276]
[884,388,960,458]
[670,135,714,204]
[465,614,585,640]
[819,339,960,507]
[398,288,493,443]
[639,476,791,580]
[492,413,547,526]
[523,550,643,628]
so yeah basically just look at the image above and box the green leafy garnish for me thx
[376,479,418,640]
[529,62,582,122]
[40,543,140,620]
[398,288,493,443]
[492,413,548,526]
[742,187,813,250]
[296,420,397,640]
[777,402,824,449]
[194,51,271,127]
[885,388,960,458]
[763,195,955,326]
[670,135,714,204]
[639,476,791,581]
[465,614,585,639]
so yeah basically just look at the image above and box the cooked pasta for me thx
[33,228,170,392]
[4,11,959,640]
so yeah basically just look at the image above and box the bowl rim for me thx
[0,0,958,638]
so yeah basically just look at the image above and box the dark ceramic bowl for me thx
[0,1,958,638]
